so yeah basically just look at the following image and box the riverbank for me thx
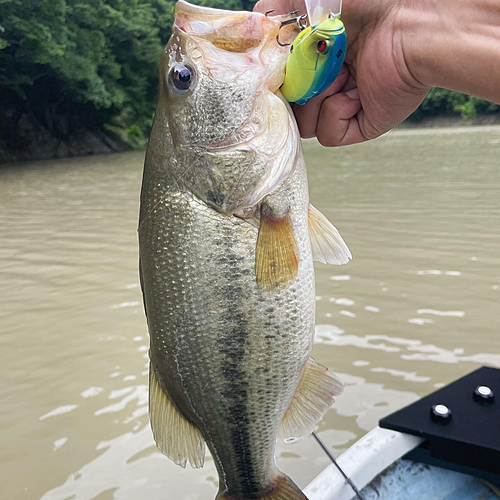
[400,114,500,129]
[1,113,498,164]
[0,107,133,164]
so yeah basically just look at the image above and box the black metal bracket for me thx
[380,366,500,486]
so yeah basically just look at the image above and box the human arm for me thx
[254,0,500,146]
[404,0,500,106]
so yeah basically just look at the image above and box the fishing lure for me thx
[280,0,346,105]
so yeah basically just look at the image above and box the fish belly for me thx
[139,158,315,494]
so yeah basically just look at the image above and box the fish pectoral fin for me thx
[255,204,299,291]
[279,357,344,443]
[217,472,307,500]
[149,365,205,469]
[308,204,351,265]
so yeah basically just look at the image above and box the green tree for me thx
[410,88,499,121]
[1,0,167,139]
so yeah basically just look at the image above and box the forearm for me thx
[400,0,500,104]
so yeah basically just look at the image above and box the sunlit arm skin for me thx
[404,0,500,107]
[254,0,500,146]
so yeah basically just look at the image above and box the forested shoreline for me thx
[1,0,499,163]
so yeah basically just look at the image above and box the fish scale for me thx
[140,153,315,494]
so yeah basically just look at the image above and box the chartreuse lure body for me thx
[281,14,346,105]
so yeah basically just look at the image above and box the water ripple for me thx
[39,405,78,421]
[417,309,465,317]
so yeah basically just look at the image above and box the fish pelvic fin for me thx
[255,204,299,291]
[216,472,308,500]
[149,364,205,468]
[308,204,351,265]
[279,357,344,443]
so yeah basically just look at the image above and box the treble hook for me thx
[276,12,308,46]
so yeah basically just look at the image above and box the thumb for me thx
[253,0,305,15]
[253,0,282,13]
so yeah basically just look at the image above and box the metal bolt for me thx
[473,385,495,404]
[431,404,452,424]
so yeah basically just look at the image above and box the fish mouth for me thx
[175,0,259,22]
[171,0,294,151]
[173,1,298,98]
[174,0,284,53]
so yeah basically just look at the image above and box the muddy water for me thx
[1,126,499,499]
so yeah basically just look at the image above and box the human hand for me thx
[254,0,430,145]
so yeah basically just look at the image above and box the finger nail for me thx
[345,88,359,100]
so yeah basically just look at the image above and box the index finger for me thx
[292,65,349,138]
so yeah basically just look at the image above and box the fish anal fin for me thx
[217,472,308,499]
[308,204,351,265]
[279,357,344,443]
[256,204,299,291]
[149,365,205,468]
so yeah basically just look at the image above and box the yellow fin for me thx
[217,472,308,500]
[149,365,205,468]
[308,204,351,265]
[279,357,344,443]
[255,205,299,291]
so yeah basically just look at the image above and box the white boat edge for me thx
[304,426,424,500]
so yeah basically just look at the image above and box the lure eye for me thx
[169,64,195,93]
[317,40,329,54]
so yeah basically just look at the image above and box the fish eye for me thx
[169,63,195,93]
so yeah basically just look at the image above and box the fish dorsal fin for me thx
[149,365,205,468]
[279,357,344,443]
[308,204,351,265]
[256,204,299,291]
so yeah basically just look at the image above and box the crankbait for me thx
[280,0,346,105]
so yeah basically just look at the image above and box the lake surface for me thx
[1,126,499,500]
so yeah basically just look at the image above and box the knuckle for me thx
[317,132,337,147]
[321,97,339,116]
[300,129,316,139]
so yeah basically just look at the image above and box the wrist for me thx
[393,0,438,90]
[397,0,500,103]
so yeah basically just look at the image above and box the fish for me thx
[138,1,351,499]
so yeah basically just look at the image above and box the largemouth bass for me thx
[138,2,351,499]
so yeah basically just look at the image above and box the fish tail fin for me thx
[216,472,308,500]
